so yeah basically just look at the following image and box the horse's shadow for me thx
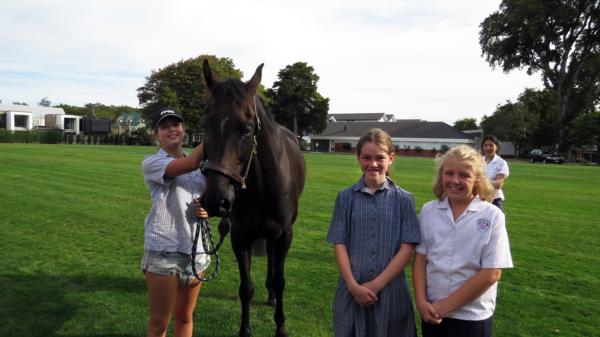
[0,273,145,337]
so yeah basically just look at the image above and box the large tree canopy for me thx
[569,110,600,164]
[266,62,329,137]
[481,88,550,155]
[137,55,242,134]
[517,88,558,147]
[480,0,600,153]
[453,117,478,130]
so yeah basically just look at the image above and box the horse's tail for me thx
[252,238,266,256]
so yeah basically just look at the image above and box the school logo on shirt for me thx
[477,218,491,233]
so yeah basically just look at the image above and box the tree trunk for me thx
[293,115,298,138]
[556,86,571,160]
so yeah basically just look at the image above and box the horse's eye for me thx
[242,125,253,138]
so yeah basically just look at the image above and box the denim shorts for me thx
[141,250,211,286]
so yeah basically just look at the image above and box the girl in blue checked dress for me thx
[327,128,421,337]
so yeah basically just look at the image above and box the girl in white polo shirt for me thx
[412,145,513,337]
[481,135,509,212]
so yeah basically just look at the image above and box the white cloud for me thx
[0,0,542,124]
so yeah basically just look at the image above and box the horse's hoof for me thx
[275,327,288,337]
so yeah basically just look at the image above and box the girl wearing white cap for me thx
[140,107,210,337]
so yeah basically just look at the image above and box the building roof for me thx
[328,113,389,122]
[0,104,65,115]
[312,121,471,140]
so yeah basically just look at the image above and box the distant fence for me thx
[0,130,152,146]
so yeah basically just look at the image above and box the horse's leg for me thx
[232,237,254,337]
[265,240,276,307]
[271,229,292,337]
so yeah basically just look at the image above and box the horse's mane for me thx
[255,96,277,128]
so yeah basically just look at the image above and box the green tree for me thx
[569,56,600,118]
[569,110,600,164]
[55,104,86,115]
[480,0,600,154]
[453,118,478,130]
[517,88,558,147]
[266,62,329,137]
[55,103,138,121]
[481,99,539,156]
[137,55,242,134]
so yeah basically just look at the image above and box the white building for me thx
[0,104,82,134]
[311,116,474,153]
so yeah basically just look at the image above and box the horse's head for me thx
[201,59,264,217]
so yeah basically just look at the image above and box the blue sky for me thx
[0,0,542,124]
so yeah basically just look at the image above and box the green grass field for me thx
[0,144,598,337]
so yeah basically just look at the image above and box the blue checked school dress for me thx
[327,176,421,337]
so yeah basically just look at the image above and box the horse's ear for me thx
[203,59,217,92]
[246,63,264,95]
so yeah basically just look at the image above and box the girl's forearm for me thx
[165,144,204,177]
[435,268,502,316]
[370,243,414,291]
[412,252,428,303]
[334,244,358,289]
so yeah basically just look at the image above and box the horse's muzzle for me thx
[217,198,231,217]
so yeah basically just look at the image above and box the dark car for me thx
[529,149,565,164]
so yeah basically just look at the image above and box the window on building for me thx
[64,118,76,130]
[14,115,28,128]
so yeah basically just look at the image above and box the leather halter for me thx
[201,97,260,190]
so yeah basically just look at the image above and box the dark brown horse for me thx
[201,60,306,337]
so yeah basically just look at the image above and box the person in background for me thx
[327,128,421,337]
[140,107,210,337]
[413,145,513,337]
[481,135,509,212]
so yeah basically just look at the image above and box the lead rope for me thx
[192,218,224,282]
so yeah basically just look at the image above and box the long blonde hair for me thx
[356,128,395,176]
[432,145,495,201]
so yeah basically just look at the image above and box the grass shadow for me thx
[0,273,145,337]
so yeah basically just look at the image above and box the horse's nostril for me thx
[218,198,231,215]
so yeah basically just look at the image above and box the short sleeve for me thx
[499,158,510,178]
[398,189,421,244]
[142,154,174,186]
[415,203,431,255]
[481,211,513,269]
[327,190,349,245]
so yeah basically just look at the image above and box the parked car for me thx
[529,149,565,164]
